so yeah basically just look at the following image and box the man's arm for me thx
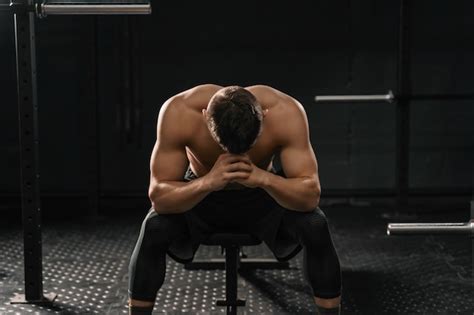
[148,98,212,214]
[260,94,321,212]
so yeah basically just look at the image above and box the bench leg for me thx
[216,245,245,314]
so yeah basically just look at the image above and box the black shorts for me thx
[157,166,302,264]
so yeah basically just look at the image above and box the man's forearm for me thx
[260,171,320,212]
[149,177,212,214]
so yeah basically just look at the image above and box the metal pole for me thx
[387,222,474,236]
[314,91,394,103]
[226,246,238,315]
[395,0,411,210]
[10,1,56,305]
[84,16,100,222]
[39,3,151,16]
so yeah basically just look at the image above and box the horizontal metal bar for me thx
[387,221,474,236]
[40,3,151,16]
[314,91,474,104]
[314,90,394,103]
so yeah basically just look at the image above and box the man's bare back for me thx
[165,84,296,177]
[149,84,320,213]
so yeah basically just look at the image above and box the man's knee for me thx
[298,208,331,245]
[142,215,176,247]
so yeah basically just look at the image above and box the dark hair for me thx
[207,86,263,154]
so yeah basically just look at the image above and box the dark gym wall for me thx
[0,1,473,209]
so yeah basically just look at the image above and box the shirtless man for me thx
[128,84,342,314]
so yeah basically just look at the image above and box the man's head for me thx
[203,86,264,154]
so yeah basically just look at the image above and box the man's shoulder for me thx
[246,85,302,112]
[161,84,221,116]
[180,84,223,103]
[246,85,280,104]
[156,94,200,143]
[253,87,308,145]
[245,86,302,122]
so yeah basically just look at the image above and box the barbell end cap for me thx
[386,223,394,236]
[36,3,45,18]
[387,90,395,103]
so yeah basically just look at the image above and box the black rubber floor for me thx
[0,206,472,314]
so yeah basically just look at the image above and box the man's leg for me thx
[279,207,342,314]
[128,209,190,314]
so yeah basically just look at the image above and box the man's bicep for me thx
[277,100,318,180]
[150,140,189,183]
[150,98,189,184]
[279,141,318,179]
